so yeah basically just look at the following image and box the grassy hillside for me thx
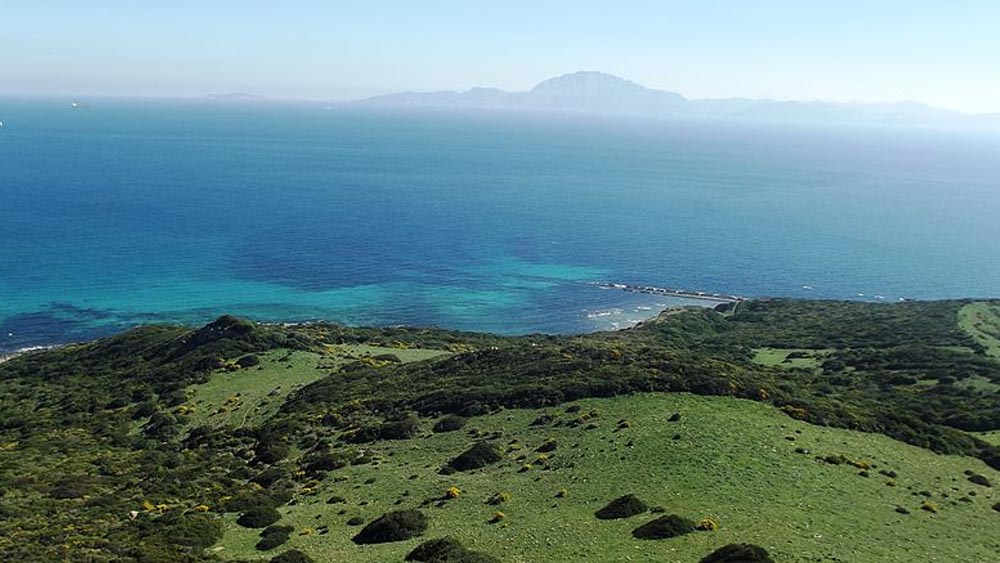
[2,300,1000,562]
[215,393,1000,562]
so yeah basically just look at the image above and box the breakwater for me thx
[597,283,743,304]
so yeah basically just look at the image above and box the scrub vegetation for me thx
[2,300,1000,562]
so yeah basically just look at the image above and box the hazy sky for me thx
[3,1,999,112]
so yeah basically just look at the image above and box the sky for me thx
[2,1,999,113]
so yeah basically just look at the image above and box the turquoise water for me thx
[1,99,999,351]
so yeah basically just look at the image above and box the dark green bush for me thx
[237,506,281,528]
[595,494,648,519]
[448,442,503,472]
[536,438,557,453]
[380,416,421,440]
[631,514,696,539]
[969,474,992,487]
[433,414,468,433]
[699,543,774,563]
[256,525,293,551]
[251,467,287,487]
[254,441,290,464]
[270,550,314,563]
[152,512,224,549]
[352,509,427,544]
[237,354,261,367]
[405,537,464,561]
[50,481,90,500]
[405,537,500,563]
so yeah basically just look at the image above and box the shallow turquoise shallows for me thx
[1,99,999,351]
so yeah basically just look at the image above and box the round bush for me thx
[237,506,281,529]
[968,474,992,487]
[236,354,260,368]
[448,442,503,472]
[405,537,464,561]
[256,525,293,551]
[699,543,774,563]
[152,512,224,549]
[406,537,500,563]
[352,509,428,544]
[270,550,314,563]
[631,514,697,540]
[433,415,468,433]
[535,439,557,453]
[380,417,421,440]
[595,494,648,520]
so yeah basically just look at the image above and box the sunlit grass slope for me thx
[214,393,1000,563]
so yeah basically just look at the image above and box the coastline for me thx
[0,345,59,364]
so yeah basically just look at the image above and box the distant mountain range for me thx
[350,71,1000,130]
[205,92,266,102]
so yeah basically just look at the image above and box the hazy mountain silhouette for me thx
[351,71,999,129]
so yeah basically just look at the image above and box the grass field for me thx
[751,347,829,370]
[975,431,1000,447]
[212,393,1000,563]
[184,346,448,429]
[959,302,1000,358]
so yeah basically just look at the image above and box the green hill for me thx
[2,299,1000,562]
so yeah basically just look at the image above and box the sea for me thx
[1,99,999,353]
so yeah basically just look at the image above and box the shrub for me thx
[256,525,293,551]
[696,517,719,531]
[346,516,365,526]
[237,506,281,528]
[699,543,774,563]
[531,414,556,426]
[536,439,557,453]
[152,512,225,549]
[406,537,500,563]
[968,474,992,487]
[352,509,427,544]
[445,486,462,499]
[486,491,511,505]
[304,450,355,472]
[920,501,939,513]
[632,514,697,540]
[433,415,468,433]
[380,416,421,440]
[448,442,503,472]
[50,482,89,500]
[406,537,465,561]
[270,550,314,563]
[236,354,260,368]
[595,494,648,520]
[222,492,277,513]
[252,467,287,487]
[255,441,290,464]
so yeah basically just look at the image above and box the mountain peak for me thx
[530,71,643,93]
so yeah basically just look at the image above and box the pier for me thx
[598,283,743,304]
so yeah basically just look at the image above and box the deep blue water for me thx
[1,99,999,352]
